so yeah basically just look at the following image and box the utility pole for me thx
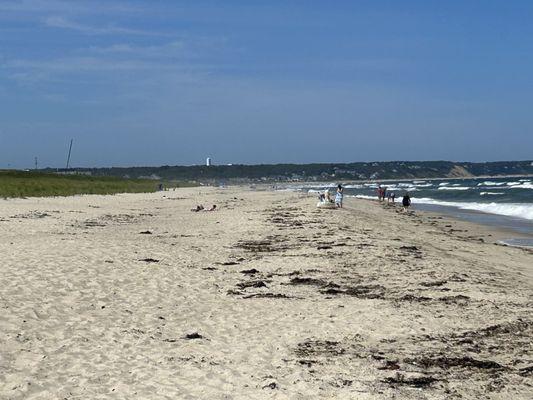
[65,139,73,169]
[34,157,38,170]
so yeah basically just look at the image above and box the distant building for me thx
[138,174,162,180]
[206,157,212,166]
[56,170,92,176]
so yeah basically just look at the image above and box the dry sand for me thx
[0,187,531,399]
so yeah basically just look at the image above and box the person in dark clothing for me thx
[402,192,411,212]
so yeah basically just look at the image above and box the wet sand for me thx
[0,187,531,399]
[412,202,533,246]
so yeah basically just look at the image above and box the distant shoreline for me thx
[30,160,533,183]
[272,174,533,189]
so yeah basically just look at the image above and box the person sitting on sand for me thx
[206,205,217,211]
[335,184,343,208]
[191,205,204,212]
[402,193,411,212]
[324,189,333,203]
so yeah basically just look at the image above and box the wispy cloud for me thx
[4,57,211,81]
[87,41,187,57]
[0,0,158,37]
[43,16,164,36]
[85,36,227,59]
[1,36,221,90]
[0,0,140,15]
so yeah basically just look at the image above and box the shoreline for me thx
[279,177,533,247]
[412,202,533,246]
[1,187,531,398]
[341,193,533,254]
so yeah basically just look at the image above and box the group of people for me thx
[317,183,411,211]
[317,184,344,208]
[377,185,411,211]
[377,186,395,203]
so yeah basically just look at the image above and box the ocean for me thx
[289,176,533,247]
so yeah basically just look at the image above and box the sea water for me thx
[291,176,533,247]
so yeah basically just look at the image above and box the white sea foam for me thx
[411,197,533,221]
[437,186,471,191]
[353,194,533,220]
[480,192,504,196]
[477,181,506,186]
[382,186,416,192]
[439,182,450,186]
[509,182,533,190]
[354,195,376,200]
[343,184,364,189]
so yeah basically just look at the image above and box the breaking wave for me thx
[477,181,506,186]
[352,195,533,220]
[437,186,471,191]
[412,198,533,221]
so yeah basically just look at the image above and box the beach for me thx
[0,187,532,399]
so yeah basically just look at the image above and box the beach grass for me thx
[0,170,191,198]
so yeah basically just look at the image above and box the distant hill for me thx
[43,160,533,183]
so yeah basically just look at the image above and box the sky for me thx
[1,0,532,168]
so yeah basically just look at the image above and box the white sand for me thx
[0,188,531,399]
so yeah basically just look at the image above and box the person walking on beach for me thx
[402,192,411,212]
[377,185,383,201]
[335,184,344,208]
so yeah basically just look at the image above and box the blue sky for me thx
[1,0,532,168]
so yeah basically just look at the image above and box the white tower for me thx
[206,157,212,166]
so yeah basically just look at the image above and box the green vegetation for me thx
[0,170,166,198]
